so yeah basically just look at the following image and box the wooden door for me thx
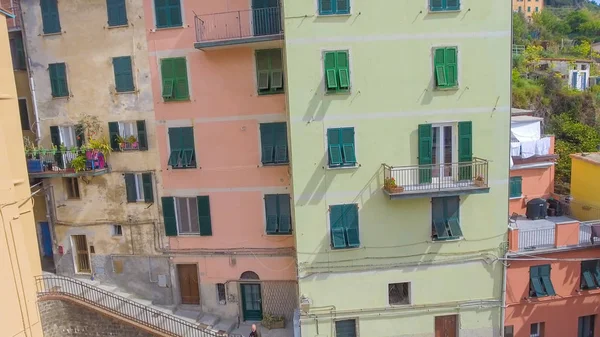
[435,315,457,337]
[177,264,200,305]
[241,283,263,321]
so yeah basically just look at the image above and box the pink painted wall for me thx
[505,249,600,337]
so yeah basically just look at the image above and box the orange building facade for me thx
[513,0,544,18]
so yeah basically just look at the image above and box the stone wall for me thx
[39,298,156,337]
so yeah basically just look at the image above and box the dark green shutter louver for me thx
[418,124,433,184]
[274,123,288,163]
[260,124,274,164]
[162,197,177,236]
[124,173,137,202]
[41,0,61,34]
[446,0,460,10]
[155,0,182,28]
[319,0,333,14]
[324,52,337,90]
[173,58,189,100]
[107,0,127,26]
[136,120,148,150]
[445,48,458,87]
[336,51,350,89]
[341,128,356,164]
[278,194,292,234]
[329,205,346,248]
[344,204,359,247]
[168,127,182,167]
[50,126,64,169]
[197,196,212,236]
[539,265,556,296]
[255,49,284,94]
[327,129,343,166]
[49,63,68,97]
[108,122,120,150]
[265,195,278,234]
[510,177,522,198]
[113,56,134,92]
[142,173,153,203]
[458,121,473,180]
[161,58,175,99]
[12,36,26,70]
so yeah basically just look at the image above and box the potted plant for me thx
[87,137,112,156]
[474,175,485,187]
[116,135,126,150]
[70,154,87,173]
[261,313,285,330]
[384,177,404,193]
[126,135,138,149]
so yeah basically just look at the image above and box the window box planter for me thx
[262,314,285,330]
[387,186,405,194]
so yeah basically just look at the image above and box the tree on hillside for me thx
[531,10,570,40]
[513,12,530,45]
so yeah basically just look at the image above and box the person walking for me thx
[249,324,262,337]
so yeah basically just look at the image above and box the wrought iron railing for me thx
[35,275,221,337]
[518,227,555,251]
[195,7,282,44]
[25,150,108,176]
[382,158,489,194]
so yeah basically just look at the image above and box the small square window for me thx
[335,319,356,337]
[530,322,544,337]
[64,178,80,199]
[504,325,514,337]
[112,225,123,236]
[388,283,410,305]
[216,283,226,304]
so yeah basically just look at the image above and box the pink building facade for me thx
[143,0,296,323]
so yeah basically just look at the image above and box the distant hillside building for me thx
[513,0,544,18]
[538,58,592,91]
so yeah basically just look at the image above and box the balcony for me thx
[508,216,600,253]
[381,158,490,200]
[26,150,109,178]
[194,7,283,49]
[6,6,22,31]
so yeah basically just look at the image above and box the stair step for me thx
[129,297,153,307]
[97,284,118,292]
[212,319,236,334]
[174,309,202,323]
[198,313,220,327]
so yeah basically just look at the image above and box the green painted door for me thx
[418,124,433,184]
[241,283,263,321]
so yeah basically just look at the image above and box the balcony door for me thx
[432,125,455,181]
[252,0,280,37]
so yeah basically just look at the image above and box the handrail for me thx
[195,7,282,43]
[35,275,221,337]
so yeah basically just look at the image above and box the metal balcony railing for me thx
[35,275,221,337]
[195,7,282,45]
[6,6,22,30]
[25,150,109,177]
[515,222,600,252]
[382,158,489,196]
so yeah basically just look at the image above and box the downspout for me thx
[500,251,509,337]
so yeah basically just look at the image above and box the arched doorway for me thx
[240,271,262,321]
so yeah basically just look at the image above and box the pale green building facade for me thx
[283,1,511,336]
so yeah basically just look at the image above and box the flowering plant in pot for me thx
[384,177,404,193]
[261,313,285,330]
[474,175,485,187]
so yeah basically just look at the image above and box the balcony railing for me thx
[511,221,600,252]
[194,7,282,48]
[25,150,109,178]
[382,158,489,199]
[6,6,22,30]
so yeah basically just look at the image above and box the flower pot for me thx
[263,320,285,330]
[474,180,485,187]
[386,186,404,194]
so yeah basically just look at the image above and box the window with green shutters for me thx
[509,176,523,198]
[113,56,135,92]
[107,0,127,26]
[264,194,292,235]
[49,63,69,98]
[124,173,153,203]
[168,127,196,169]
[155,0,182,28]
[41,0,61,34]
[108,120,148,151]
[9,36,26,70]
[429,0,460,12]
[319,0,350,15]
[580,260,600,290]
[327,128,356,167]
[161,196,212,236]
[457,121,472,180]
[329,204,360,249]
[335,319,357,337]
[161,57,189,101]
[260,122,288,165]
[433,47,458,89]
[529,265,556,297]
[324,51,350,93]
[256,49,284,94]
[431,196,462,241]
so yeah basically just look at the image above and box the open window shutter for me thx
[265,195,278,234]
[49,64,59,97]
[583,266,596,289]
[162,197,177,236]
[458,121,473,180]
[330,205,346,248]
[319,0,333,14]
[136,120,148,150]
[173,58,189,100]
[430,0,444,11]
[161,59,174,98]
[445,197,462,237]
[341,128,356,164]
[274,123,288,163]
[530,267,545,296]
[336,51,350,89]
[539,265,556,296]
[593,262,600,286]
[344,205,359,247]
[124,174,137,202]
[418,124,433,184]
[50,126,64,168]
[260,124,275,164]
[445,48,458,87]
[168,128,182,166]
[324,52,337,90]
[278,194,292,234]
[446,0,460,10]
[57,63,68,97]
[108,122,120,150]
[256,50,271,91]
[155,0,168,28]
[197,196,213,236]
[75,124,85,147]
[142,173,154,203]
[432,198,448,239]
[327,129,343,166]
[336,0,350,13]
[433,48,446,87]
[181,127,195,167]
[270,49,284,90]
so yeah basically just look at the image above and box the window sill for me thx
[432,237,463,242]
[168,166,198,170]
[428,9,461,14]
[258,91,285,96]
[261,162,289,167]
[115,90,136,95]
[107,24,129,29]
[327,164,359,170]
[155,25,184,31]
[330,245,361,251]
[266,232,293,236]
[318,13,352,17]
[325,89,351,95]
[52,96,70,100]
[510,196,524,200]
[176,233,202,236]
[42,32,62,37]
[163,98,191,103]
[434,86,459,91]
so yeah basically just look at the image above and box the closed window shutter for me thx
[432,198,448,239]
[49,64,58,97]
[336,51,350,89]
[168,127,182,166]
[270,49,284,91]
[57,63,68,97]
[136,120,148,150]
[256,50,271,91]
[161,59,175,99]
[142,173,153,203]
[265,194,278,234]
[446,0,460,10]
[330,205,346,248]
[155,0,168,28]
[433,48,446,87]
[418,124,433,184]
[319,0,333,14]
[336,0,350,13]
[41,0,61,34]
[108,122,120,150]
[445,47,458,87]
[344,204,359,247]
[278,194,292,234]
[510,177,522,198]
[327,129,343,166]
[445,197,462,237]
[124,174,137,202]
[197,196,212,236]
[169,0,182,27]
[173,58,189,100]
[430,0,444,11]
[458,121,472,180]
[341,128,356,164]
[273,122,288,163]
[260,124,275,164]
[107,0,127,26]
[162,197,177,236]
[324,52,337,90]
[113,56,134,92]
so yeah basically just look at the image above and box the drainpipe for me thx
[500,251,509,337]
[29,73,41,146]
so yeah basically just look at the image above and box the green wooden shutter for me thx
[155,0,168,28]
[319,0,333,14]
[539,265,556,296]
[445,47,458,87]
[180,127,195,167]
[344,204,359,247]
[136,120,148,150]
[510,177,522,198]
[49,63,68,97]
[430,0,444,11]
[113,56,134,92]
[256,50,270,91]
[168,127,182,166]
[107,0,127,26]
[173,58,189,100]
[582,261,597,289]
[273,122,288,163]
[336,0,350,14]
[418,124,433,184]
[446,0,460,10]
[161,58,175,99]
[330,205,346,248]
[124,174,137,202]
[265,194,278,234]
[142,173,154,203]
[327,129,343,166]
[458,121,473,180]
[41,0,61,34]
[432,198,448,239]
[260,124,275,164]
[278,194,292,234]
[14,36,26,70]
[341,128,356,165]
[49,64,59,97]
[197,196,212,236]
[162,197,177,236]
[108,122,120,150]
[434,48,446,87]
[270,49,284,91]
[324,52,337,90]
[445,197,462,238]
[169,0,182,27]
[336,51,350,89]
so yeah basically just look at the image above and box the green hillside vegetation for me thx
[512,6,600,192]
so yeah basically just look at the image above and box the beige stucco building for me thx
[0,5,44,337]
